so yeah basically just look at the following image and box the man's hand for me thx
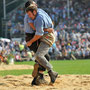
[27,41,32,47]
[26,35,42,47]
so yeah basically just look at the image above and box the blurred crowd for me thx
[7,7,25,38]
[7,0,90,35]
[0,39,34,64]
[0,29,90,63]
[49,30,90,60]
[38,0,90,32]
[2,0,89,61]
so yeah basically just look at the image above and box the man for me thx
[26,5,58,84]
[24,0,53,85]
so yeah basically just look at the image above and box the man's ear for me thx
[33,10,37,16]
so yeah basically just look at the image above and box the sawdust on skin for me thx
[0,75,90,90]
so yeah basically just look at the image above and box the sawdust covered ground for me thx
[0,65,33,70]
[0,75,90,90]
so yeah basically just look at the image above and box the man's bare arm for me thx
[29,23,36,30]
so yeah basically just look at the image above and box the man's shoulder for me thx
[35,14,43,22]
[37,8,47,16]
[24,14,31,19]
[24,14,32,22]
[38,8,45,13]
[24,14,29,21]
[24,14,28,18]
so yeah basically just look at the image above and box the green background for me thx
[0,59,90,76]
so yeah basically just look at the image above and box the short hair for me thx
[25,0,34,9]
[26,6,37,13]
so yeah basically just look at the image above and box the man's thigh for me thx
[29,41,39,52]
[36,42,50,56]
[25,33,40,52]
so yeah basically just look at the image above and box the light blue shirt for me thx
[34,9,53,36]
[24,14,35,34]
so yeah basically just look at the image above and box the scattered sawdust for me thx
[0,65,33,70]
[0,75,90,90]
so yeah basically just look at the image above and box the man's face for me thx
[27,11,35,20]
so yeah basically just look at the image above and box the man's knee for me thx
[36,53,50,61]
[35,53,41,62]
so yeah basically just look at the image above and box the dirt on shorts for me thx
[0,75,90,90]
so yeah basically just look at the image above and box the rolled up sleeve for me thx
[34,16,44,36]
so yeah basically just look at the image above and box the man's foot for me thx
[31,77,37,86]
[48,70,58,84]
[35,74,48,85]
[31,73,48,85]
[32,63,39,77]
